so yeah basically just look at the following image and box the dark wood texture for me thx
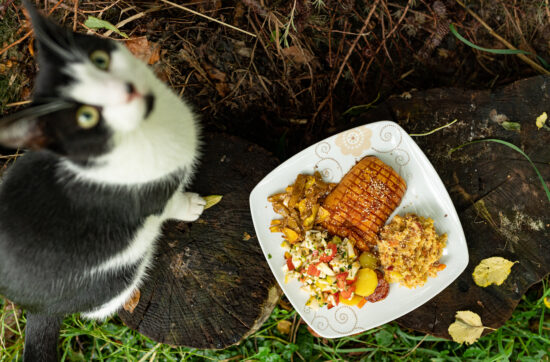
[118,133,282,349]
[352,75,550,338]
[120,77,549,345]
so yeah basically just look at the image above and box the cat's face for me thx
[0,2,155,162]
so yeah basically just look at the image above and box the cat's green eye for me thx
[90,50,110,70]
[76,106,100,129]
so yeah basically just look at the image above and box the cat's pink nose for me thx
[125,82,142,102]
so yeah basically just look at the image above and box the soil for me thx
[1,0,549,159]
[1,0,549,344]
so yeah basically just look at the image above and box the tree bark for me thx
[351,75,550,338]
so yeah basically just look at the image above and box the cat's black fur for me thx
[0,151,183,313]
[0,2,203,361]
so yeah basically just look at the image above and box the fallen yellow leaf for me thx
[448,310,485,345]
[472,257,517,287]
[203,195,223,210]
[276,320,292,334]
[536,112,547,129]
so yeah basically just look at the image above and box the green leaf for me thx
[282,343,299,360]
[343,93,380,116]
[501,121,521,131]
[84,16,128,38]
[257,346,271,358]
[374,329,394,347]
[410,119,458,137]
[295,326,314,360]
[449,24,530,55]
[449,139,550,203]
[449,24,550,71]
[463,347,486,358]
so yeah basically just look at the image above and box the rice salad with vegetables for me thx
[282,230,363,309]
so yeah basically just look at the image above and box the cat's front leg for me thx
[164,191,206,222]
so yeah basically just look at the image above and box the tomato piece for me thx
[336,272,348,289]
[307,263,320,277]
[346,277,357,285]
[340,285,356,299]
[327,293,338,309]
[334,292,339,306]
[319,243,337,262]
[337,272,348,280]
[337,279,346,290]
[286,258,295,271]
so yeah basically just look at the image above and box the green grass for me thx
[1,277,548,361]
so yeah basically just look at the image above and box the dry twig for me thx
[103,6,163,38]
[0,0,65,57]
[311,0,380,125]
[160,0,256,38]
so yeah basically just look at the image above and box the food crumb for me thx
[243,232,252,241]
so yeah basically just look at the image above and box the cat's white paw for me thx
[165,192,206,222]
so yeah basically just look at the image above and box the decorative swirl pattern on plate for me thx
[310,306,363,335]
[372,124,402,152]
[315,142,331,157]
[311,315,330,331]
[371,124,410,172]
[393,150,410,167]
[314,142,343,182]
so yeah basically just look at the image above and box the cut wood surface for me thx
[118,133,281,349]
[350,75,550,339]
[121,76,549,346]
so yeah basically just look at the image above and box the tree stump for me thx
[120,76,549,345]
[118,133,282,349]
[351,75,550,338]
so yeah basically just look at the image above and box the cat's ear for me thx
[0,101,73,149]
[23,0,78,61]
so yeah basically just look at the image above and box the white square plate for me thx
[249,121,468,338]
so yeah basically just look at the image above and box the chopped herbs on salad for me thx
[281,230,381,310]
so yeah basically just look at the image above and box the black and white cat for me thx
[0,1,205,360]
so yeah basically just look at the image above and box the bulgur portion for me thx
[378,214,447,288]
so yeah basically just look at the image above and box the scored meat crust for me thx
[320,156,407,251]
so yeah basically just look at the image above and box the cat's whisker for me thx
[0,100,74,127]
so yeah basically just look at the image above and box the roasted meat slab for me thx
[321,156,407,251]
